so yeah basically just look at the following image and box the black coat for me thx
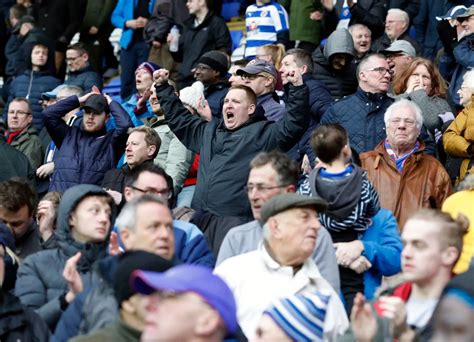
[371,31,421,55]
[0,136,35,185]
[0,291,50,342]
[171,11,231,88]
[157,82,309,218]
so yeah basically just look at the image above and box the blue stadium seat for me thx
[221,2,241,21]
[230,30,243,51]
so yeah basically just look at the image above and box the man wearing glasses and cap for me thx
[43,87,133,192]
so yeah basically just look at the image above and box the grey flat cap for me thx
[380,40,416,57]
[259,193,327,225]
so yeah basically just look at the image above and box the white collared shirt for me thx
[214,243,349,340]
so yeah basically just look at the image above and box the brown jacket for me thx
[360,141,452,230]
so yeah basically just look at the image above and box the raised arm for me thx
[153,70,209,152]
[43,96,79,148]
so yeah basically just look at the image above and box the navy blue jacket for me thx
[65,65,104,92]
[205,80,229,119]
[321,88,436,155]
[43,96,133,192]
[6,70,61,131]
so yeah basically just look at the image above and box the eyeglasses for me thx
[66,54,84,62]
[8,110,30,116]
[389,118,416,127]
[365,67,393,76]
[131,185,172,199]
[244,184,288,194]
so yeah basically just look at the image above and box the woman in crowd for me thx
[392,58,453,138]
[443,69,474,184]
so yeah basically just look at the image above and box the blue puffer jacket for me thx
[5,70,61,131]
[449,34,474,107]
[43,96,133,192]
[322,88,392,154]
[322,88,437,155]
[111,0,156,49]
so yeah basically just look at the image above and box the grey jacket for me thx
[393,90,453,133]
[216,220,341,292]
[146,116,193,194]
[15,185,116,330]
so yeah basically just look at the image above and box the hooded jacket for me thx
[15,185,116,330]
[312,29,358,100]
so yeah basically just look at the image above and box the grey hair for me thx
[456,173,474,192]
[384,99,423,129]
[262,222,271,241]
[462,70,474,90]
[387,8,410,27]
[116,195,168,232]
[348,23,372,36]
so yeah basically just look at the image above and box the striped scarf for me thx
[384,139,419,172]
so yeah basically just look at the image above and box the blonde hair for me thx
[257,44,286,69]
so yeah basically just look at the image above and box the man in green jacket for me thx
[6,97,44,170]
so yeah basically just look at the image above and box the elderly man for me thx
[372,9,420,54]
[360,99,451,229]
[215,193,349,339]
[64,42,103,91]
[217,151,340,292]
[6,97,44,169]
[322,53,434,155]
[152,66,309,253]
[132,264,237,342]
[349,24,372,64]
[237,60,287,122]
[380,40,416,78]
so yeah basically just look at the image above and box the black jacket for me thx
[157,82,309,217]
[205,79,230,119]
[171,11,231,88]
[65,65,104,92]
[0,136,35,185]
[0,291,50,342]
[371,31,421,55]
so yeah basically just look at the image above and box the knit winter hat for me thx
[136,61,160,76]
[263,291,331,341]
[179,81,205,111]
[196,51,229,76]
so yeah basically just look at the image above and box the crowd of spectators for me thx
[0,0,473,341]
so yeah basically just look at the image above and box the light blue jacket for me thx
[111,0,156,49]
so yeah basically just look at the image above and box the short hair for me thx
[58,85,83,97]
[310,124,348,163]
[250,150,300,187]
[41,191,62,208]
[462,69,474,90]
[356,53,386,81]
[232,58,251,68]
[456,173,474,192]
[124,164,174,206]
[127,126,161,159]
[387,8,410,27]
[228,85,257,105]
[257,44,286,69]
[384,99,423,129]
[67,42,89,56]
[9,97,32,115]
[9,4,27,20]
[116,194,168,232]
[392,58,448,98]
[284,48,313,73]
[408,209,469,265]
[348,23,372,36]
[0,178,37,215]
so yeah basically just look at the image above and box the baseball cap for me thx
[81,94,110,114]
[41,84,68,101]
[455,5,474,19]
[237,59,278,79]
[436,5,468,21]
[259,193,328,225]
[380,40,416,57]
[131,264,238,334]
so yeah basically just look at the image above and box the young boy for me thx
[301,123,380,314]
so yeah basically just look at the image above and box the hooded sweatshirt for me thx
[15,185,116,330]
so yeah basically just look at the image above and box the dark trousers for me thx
[119,40,150,100]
